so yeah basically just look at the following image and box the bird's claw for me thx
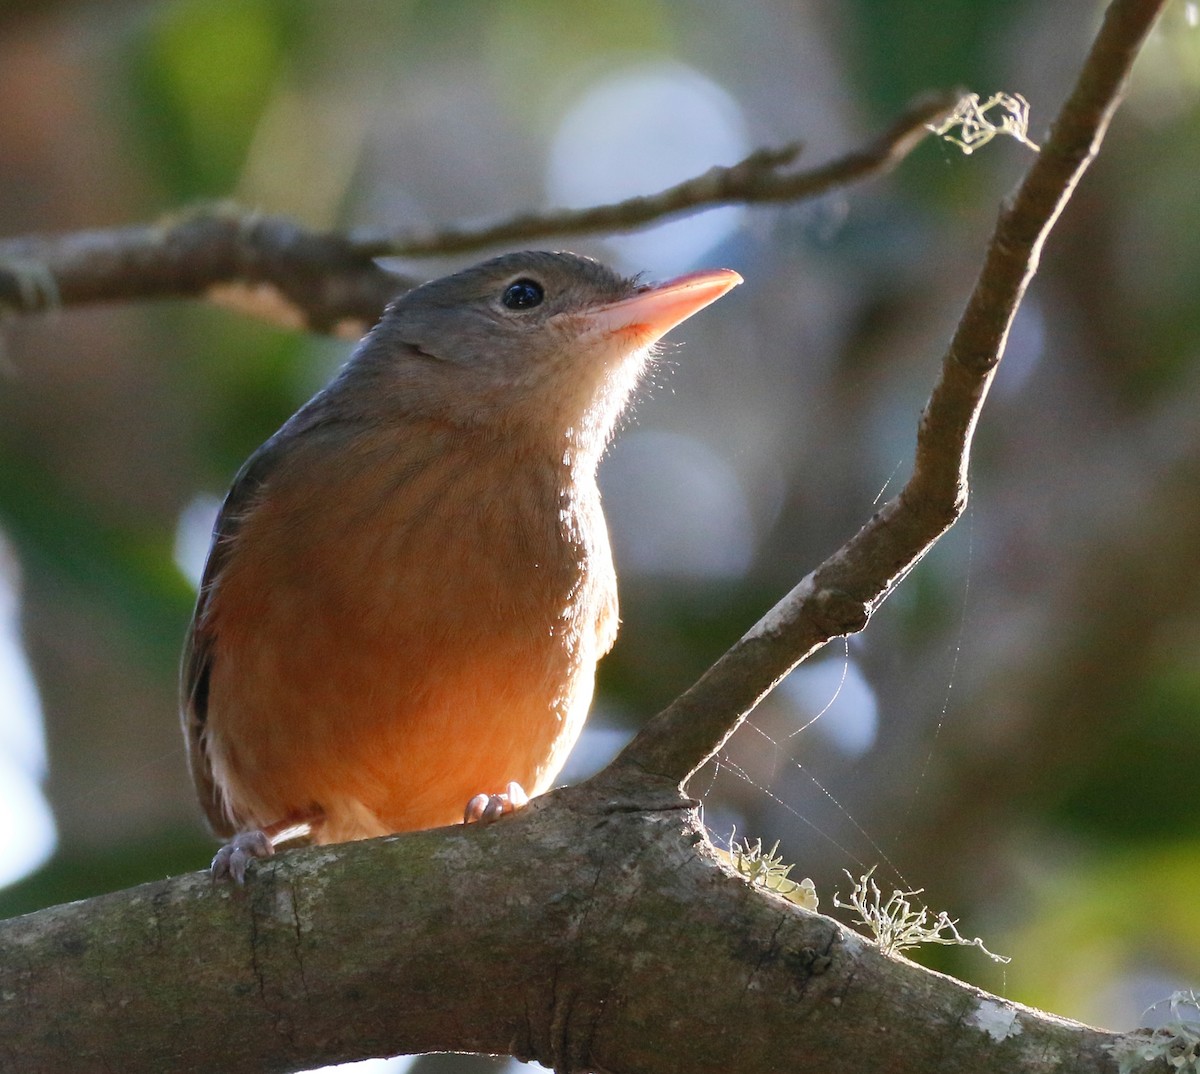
[211,829,275,885]
[464,781,529,824]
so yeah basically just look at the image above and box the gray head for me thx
[335,251,740,463]
[385,251,639,358]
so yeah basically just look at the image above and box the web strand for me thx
[742,719,910,889]
[707,751,870,872]
[903,505,974,829]
[786,637,849,740]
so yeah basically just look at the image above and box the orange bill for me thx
[581,267,743,348]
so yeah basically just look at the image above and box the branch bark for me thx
[0,781,1122,1074]
[0,2,1169,1072]
[0,777,1128,1074]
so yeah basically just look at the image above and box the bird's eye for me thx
[501,278,545,310]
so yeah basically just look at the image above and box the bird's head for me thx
[349,250,741,466]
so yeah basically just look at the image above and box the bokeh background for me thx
[2,1,1199,1070]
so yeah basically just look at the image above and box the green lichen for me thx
[719,833,818,912]
[928,91,1039,155]
[1106,991,1200,1074]
[832,866,1009,963]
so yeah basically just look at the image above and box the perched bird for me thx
[182,250,741,881]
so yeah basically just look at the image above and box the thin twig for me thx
[0,93,955,336]
[608,0,1168,789]
[351,91,959,257]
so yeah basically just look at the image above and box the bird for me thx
[181,250,741,882]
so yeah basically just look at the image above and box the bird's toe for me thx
[211,829,275,885]
[463,781,529,824]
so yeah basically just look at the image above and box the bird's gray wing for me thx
[180,320,406,835]
[180,433,291,838]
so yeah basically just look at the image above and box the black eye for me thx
[501,278,544,310]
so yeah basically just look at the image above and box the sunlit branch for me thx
[611,0,1168,789]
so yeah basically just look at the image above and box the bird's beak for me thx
[579,267,743,349]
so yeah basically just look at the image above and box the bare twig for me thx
[0,207,412,338]
[352,91,959,257]
[0,93,954,336]
[609,0,1168,789]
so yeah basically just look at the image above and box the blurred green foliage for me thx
[1054,663,1200,841]
[1005,842,1200,1019]
[0,444,193,673]
[124,0,305,202]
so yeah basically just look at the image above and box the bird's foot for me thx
[211,809,323,884]
[464,781,529,824]
[211,830,274,885]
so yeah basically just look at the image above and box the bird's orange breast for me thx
[199,421,617,843]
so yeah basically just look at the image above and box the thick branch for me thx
[611,0,1167,789]
[0,781,1122,1074]
[0,94,952,336]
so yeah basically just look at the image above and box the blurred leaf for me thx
[1051,663,1200,841]
[847,0,1010,114]
[600,578,783,718]
[122,0,304,200]
[846,0,1040,207]
[172,307,338,483]
[1003,842,1200,1018]
[480,0,674,125]
[1112,114,1200,399]
[0,445,193,671]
